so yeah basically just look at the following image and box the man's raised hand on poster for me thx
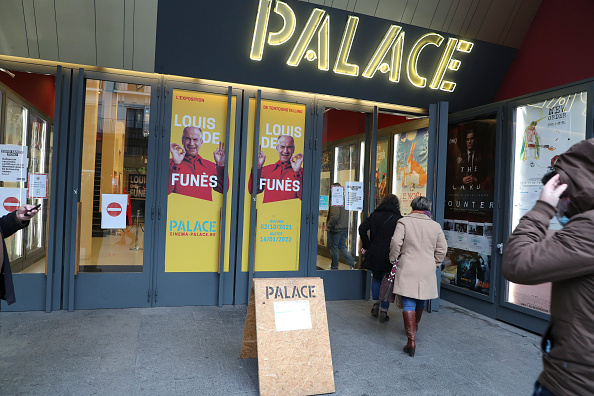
[170,143,186,165]
[257,145,266,169]
[213,141,225,167]
[291,153,304,173]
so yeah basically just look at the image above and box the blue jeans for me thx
[328,230,355,269]
[371,271,389,310]
[401,296,425,312]
[533,381,555,396]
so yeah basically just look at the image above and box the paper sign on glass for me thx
[101,194,128,229]
[345,181,363,211]
[273,300,313,332]
[0,187,27,217]
[330,186,344,206]
[28,173,48,198]
[319,195,329,211]
[0,144,28,182]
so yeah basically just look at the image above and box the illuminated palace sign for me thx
[250,0,474,92]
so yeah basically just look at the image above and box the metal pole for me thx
[130,209,143,251]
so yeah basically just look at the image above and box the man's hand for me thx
[291,153,304,172]
[170,143,185,165]
[462,175,477,185]
[17,205,39,222]
[213,142,225,167]
[540,174,567,208]
[257,145,266,169]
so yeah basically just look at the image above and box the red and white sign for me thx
[101,194,128,229]
[0,187,27,217]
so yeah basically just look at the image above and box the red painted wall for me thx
[323,109,408,144]
[494,0,594,101]
[0,71,56,120]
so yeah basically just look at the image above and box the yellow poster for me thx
[242,99,306,272]
[165,90,236,272]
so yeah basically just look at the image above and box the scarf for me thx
[410,210,432,219]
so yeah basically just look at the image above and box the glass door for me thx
[69,73,159,309]
[234,91,312,304]
[153,81,241,307]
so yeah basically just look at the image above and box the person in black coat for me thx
[0,205,40,309]
[358,194,402,323]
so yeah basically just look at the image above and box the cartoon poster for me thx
[165,90,236,272]
[508,91,587,314]
[374,137,389,208]
[442,118,496,295]
[242,99,306,272]
[392,128,428,215]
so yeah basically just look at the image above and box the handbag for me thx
[379,260,398,304]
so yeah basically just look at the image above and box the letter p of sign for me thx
[265,286,274,299]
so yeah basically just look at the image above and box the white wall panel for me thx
[410,0,440,29]
[96,0,125,69]
[502,0,541,48]
[459,0,479,37]
[448,0,472,35]
[464,0,492,39]
[376,0,408,23]
[22,0,39,59]
[123,0,135,70]
[34,0,60,61]
[400,0,419,25]
[477,0,515,44]
[55,0,96,65]
[430,0,454,32]
[353,0,380,16]
[133,0,158,72]
[0,0,29,58]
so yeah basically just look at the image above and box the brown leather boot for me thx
[402,311,416,357]
[415,307,423,331]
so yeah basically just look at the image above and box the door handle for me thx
[496,243,503,255]
[151,207,155,220]
[158,208,161,220]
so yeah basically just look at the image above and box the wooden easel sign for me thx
[240,277,335,396]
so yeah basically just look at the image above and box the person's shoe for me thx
[371,303,379,317]
[379,311,389,323]
[402,311,416,357]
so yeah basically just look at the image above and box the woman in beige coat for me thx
[389,196,447,357]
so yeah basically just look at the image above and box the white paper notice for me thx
[330,186,344,206]
[345,181,364,211]
[0,187,27,217]
[0,144,28,182]
[101,194,128,229]
[28,173,48,198]
[273,300,313,332]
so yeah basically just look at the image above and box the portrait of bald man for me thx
[248,135,304,203]
[169,127,228,201]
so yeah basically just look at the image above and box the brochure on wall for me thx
[28,173,48,199]
[0,187,27,217]
[345,182,363,211]
[0,144,28,182]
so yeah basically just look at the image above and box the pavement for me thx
[0,299,542,396]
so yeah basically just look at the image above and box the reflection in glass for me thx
[507,91,587,313]
[79,80,151,272]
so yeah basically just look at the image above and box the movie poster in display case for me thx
[506,91,587,314]
[441,116,496,295]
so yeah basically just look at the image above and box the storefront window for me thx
[78,80,151,272]
[506,91,587,313]
[441,116,496,296]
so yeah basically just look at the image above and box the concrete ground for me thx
[0,300,542,396]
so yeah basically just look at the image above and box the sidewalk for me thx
[0,300,542,395]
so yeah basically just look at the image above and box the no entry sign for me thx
[101,194,128,229]
[0,187,26,217]
[3,196,20,212]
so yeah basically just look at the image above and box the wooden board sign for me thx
[241,277,335,396]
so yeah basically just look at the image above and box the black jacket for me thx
[0,212,29,306]
[358,203,402,272]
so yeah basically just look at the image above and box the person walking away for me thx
[359,194,402,323]
[502,138,594,396]
[0,205,41,308]
[326,183,356,270]
[389,197,447,357]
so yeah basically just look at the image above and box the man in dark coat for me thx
[358,194,402,323]
[502,138,594,396]
[0,205,40,309]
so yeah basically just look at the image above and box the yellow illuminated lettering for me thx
[429,38,457,90]
[268,1,296,46]
[333,15,360,76]
[390,31,405,83]
[287,8,326,67]
[250,0,273,61]
[317,15,329,71]
[362,25,402,79]
[457,40,473,53]
[407,33,444,88]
